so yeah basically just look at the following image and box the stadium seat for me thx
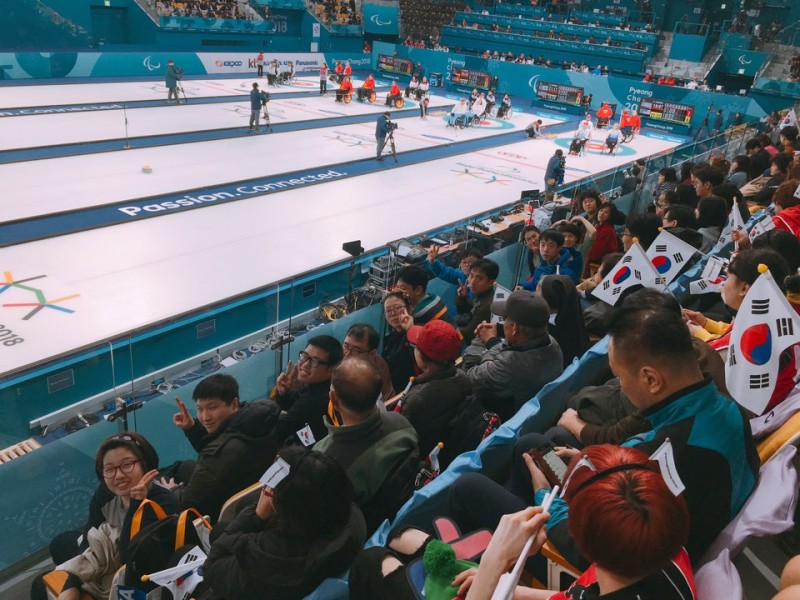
[217,482,261,524]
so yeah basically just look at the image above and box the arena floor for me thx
[0,74,683,382]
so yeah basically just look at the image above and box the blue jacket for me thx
[250,88,262,110]
[376,114,389,138]
[544,154,563,181]
[544,379,759,567]
[426,259,467,287]
[521,247,582,291]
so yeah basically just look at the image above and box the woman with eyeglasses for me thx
[381,290,418,392]
[32,432,178,600]
[203,447,366,600]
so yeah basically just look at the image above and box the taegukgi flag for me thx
[592,241,664,306]
[646,228,699,285]
[714,204,747,251]
[688,256,728,295]
[141,546,207,600]
[726,265,800,415]
[749,214,776,242]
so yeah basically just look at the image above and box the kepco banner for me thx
[363,3,400,35]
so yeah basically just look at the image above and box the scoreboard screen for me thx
[639,98,694,126]
[536,81,583,107]
[450,67,492,90]
[377,54,413,76]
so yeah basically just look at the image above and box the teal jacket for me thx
[543,379,758,566]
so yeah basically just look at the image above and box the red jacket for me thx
[344,65,352,76]
[363,78,375,90]
[339,80,353,92]
[586,222,621,267]
[774,206,800,238]
[389,82,400,95]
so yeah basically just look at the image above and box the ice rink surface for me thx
[1,76,683,375]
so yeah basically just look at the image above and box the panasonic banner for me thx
[363,3,400,35]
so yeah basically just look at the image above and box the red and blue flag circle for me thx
[612,266,631,284]
[651,255,672,274]
[740,323,772,366]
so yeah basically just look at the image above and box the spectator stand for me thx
[454,11,659,55]
[441,25,648,73]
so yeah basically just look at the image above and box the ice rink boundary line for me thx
[0,102,455,164]
[0,86,395,117]
[0,125,579,247]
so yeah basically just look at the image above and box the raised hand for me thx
[173,397,195,430]
[130,469,159,501]
[398,310,415,332]
[457,280,468,298]
[276,360,297,395]
[427,244,440,263]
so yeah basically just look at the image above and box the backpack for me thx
[124,500,211,594]
[439,395,501,469]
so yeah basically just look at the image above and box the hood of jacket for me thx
[248,503,366,588]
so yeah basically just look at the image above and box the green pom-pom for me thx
[423,539,458,577]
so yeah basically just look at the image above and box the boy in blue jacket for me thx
[519,229,582,291]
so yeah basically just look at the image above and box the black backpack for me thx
[124,501,210,593]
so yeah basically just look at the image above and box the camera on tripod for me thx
[386,120,398,133]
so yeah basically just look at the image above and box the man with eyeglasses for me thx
[272,335,343,445]
[341,324,395,403]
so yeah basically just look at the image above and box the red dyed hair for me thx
[563,444,689,579]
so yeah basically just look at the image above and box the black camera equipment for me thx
[386,120,399,164]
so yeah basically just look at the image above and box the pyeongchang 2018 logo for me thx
[215,60,243,67]
[0,271,79,321]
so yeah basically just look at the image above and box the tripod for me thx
[177,85,188,104]
[386,129,398,164]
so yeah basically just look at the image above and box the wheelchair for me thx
[328,72,344,85]
[495,105,513,120]
[336,90,353,103]
[386,94,404,108]
[596,116,610,129]
[277,71,295,85]
[602,138,618,155]
[568,138,588,155]
[620,126,635,143]
[356,88,377,103]
[451,113,481,128]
